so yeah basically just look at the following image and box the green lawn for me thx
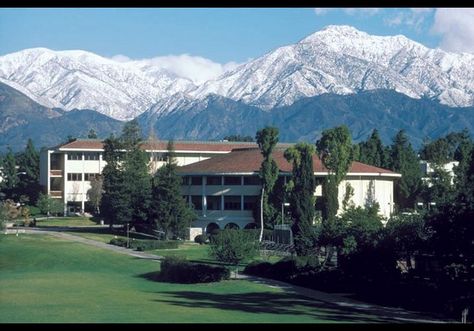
[35,217,98,227]
[0,234,390,323]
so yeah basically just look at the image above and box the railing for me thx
[50,170,63,176]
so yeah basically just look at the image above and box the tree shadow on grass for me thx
[145,289,428,323]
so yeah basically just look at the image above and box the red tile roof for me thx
[177,148,400,176]
[56,139,292,152]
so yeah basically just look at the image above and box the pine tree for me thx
[358,129,388,168]
[388,130,423,210]
[256,127,280,229]
[1,147,19,200]
[17,139,41,204]
[284,143,317,256]
[87,129,98,139]
[152,140,195,239]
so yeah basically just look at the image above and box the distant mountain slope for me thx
[139,89,474,148]
[0,82,122,152]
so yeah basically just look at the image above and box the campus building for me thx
[39,139,401,235]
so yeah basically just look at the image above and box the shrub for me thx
[109,237,129,247]
[194,234,209,245]
[159,256,230,283]
[131,240,179,251]
[243,261,274,277]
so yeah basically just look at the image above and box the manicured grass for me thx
[36,217,98,227]
[0,234,389,323]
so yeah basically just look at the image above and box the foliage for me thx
[151,140,196,239]
[255,126,280,229]
[316,125,354,184]
[209,229,259,273]
[388,130,423,210]
[357,129,389,168]
[132,240,179,251]
[109,237,129,247]
[87,129,98,139]
[36,193,63,217]
[284,142,317,256]
[16,139,41,204]
[0,147,19,199]
[86,175,103,215]
[194,234,209,245]
[158,256,230,283]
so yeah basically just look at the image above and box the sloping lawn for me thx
[0,234,391,323]
[35,217,98,227]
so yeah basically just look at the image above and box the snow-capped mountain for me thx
[1,25,474,121]
[0,48,196,120]
[192,25,474,109]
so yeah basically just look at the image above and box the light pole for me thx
[281,202,290,228]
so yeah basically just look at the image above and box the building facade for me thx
[39,139,261,214]
[178,148,401,233]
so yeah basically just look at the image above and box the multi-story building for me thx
[39,139,261,214]
[40,139,401,237]
[178,147,401,234]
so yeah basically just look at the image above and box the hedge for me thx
[109,238,179,250]
[158,256,230,283]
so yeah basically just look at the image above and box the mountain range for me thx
[1,25,474,152]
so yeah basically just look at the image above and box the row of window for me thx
[182,176,261,186]
[67,152,100,160]
[184,195,258,211]
[67,173,100,181]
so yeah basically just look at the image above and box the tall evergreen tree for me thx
[255,127,280,229]
[87,129,98,139]
[121,119,142,150]
[358,129,388,168]
[388,130,423,210]
[1,147,19,200]
[284,143,317,256]
[17,139,41,204]
[151,140,195,239]
[100,135,131,228]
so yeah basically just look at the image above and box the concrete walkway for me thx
[9,227,451,323]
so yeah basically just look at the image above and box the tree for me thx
[420,137,451,165]
[120,119,142,150]
[87,129,98,139]
[36,193,63,217]
[17,139,41,204]
[358,129,389,168]
[284,142,317,256]
[87,175,103,215]
[255,127,280,231]
[100,135,132,228]
[151,140,195,239]
[1,148,19,200]
[388,130,423,210]
[0,199,20,230]
[209,229,259,277]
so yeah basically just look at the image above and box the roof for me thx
[55,138,292,152]
[177,148,401,177]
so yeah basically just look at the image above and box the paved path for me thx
[9,227,451,323]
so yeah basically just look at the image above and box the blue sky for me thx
[1,8,473,83]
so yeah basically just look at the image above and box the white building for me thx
[39,139,260,214]
[39,139,401,235]
[178,148,401,234]
[419,160,459,186]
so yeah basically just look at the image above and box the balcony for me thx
[50,191,63,198]
[50,170,63,177]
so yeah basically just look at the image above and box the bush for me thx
[159,256,230,283]
[243,261,274,277]
[109,237,129,247]
[131,240,179,251]
[27,205,42,216]
[194,234,209,245]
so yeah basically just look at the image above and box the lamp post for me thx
[281,202,290,228]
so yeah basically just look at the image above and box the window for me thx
[206,176,221,185]
[224,176,241,185]
[50,153,62,170]
[206,196,221,210]
[191,196,202,210]
[181,176,189,185]
[224,196,241,210]
[244,176,261,185]
[67,173,82,181]
[84,173,100,181]
[50,177,62,191]
[84,152,100,160]
[67,153,82,160]
[191,176,202,185]
[244,196,258,210]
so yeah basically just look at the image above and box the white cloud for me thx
[343,8,381,16]
[111,54,241,84]
[431,8,474,53]
[314,8,331,16]
[383,8,434,32]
